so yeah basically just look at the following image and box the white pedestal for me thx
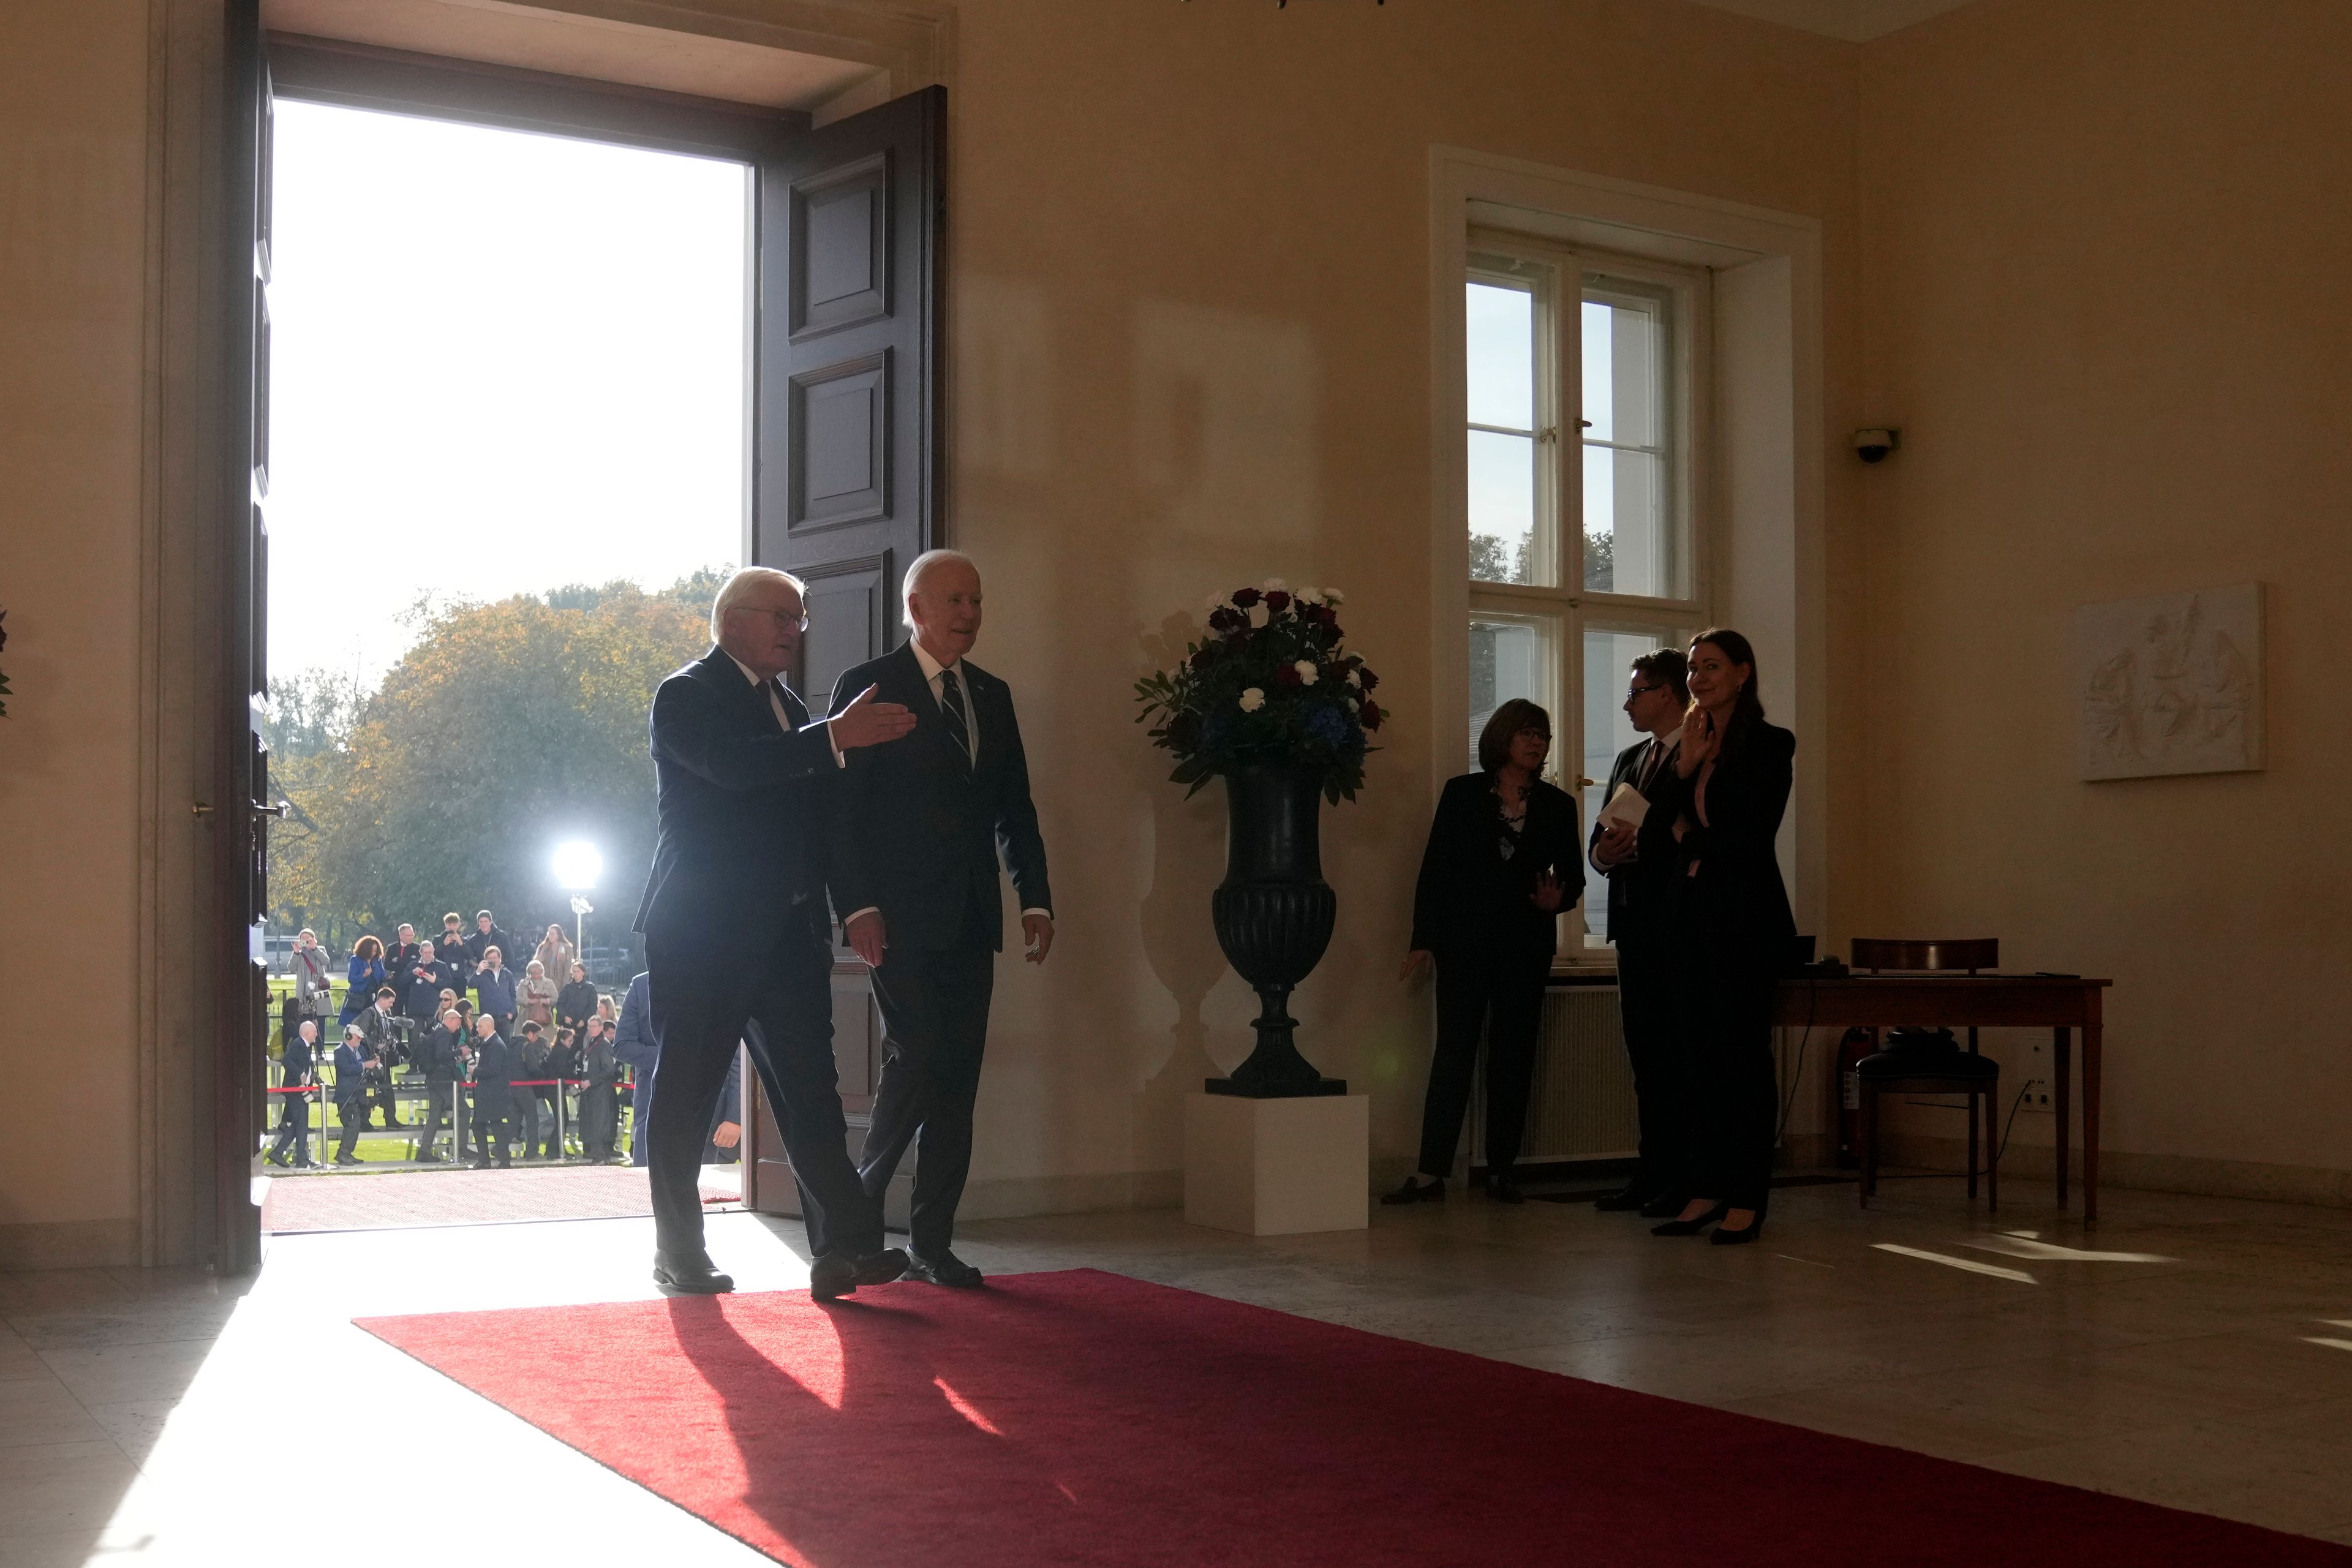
[1183,1091,1370,1236]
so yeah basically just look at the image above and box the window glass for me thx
[1581,625,1679,945]
[1466,279,1541,586]
[1580,285,1681,598]
[1468,612,1558,773]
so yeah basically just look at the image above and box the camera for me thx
[1852,427,1901,464]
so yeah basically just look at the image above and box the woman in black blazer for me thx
[1645,628,1796,1245]
[1388,699,1584,1206]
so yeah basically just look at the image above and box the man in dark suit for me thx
[1588,648,1691,1217]
[330,1024,377,1166]
[832,550,1054,1289]
[465,1012,514,1168]
[353,986,407,1131]
[635,565,918,1297]
[267,1017,319,1168]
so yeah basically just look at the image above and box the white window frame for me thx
[1463,230,1713,965]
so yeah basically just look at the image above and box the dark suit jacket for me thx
[469,1034,514,1089]
[1647,717,1797,961]
[829,643,1052,953]
[330,1042,371,1104]
[1587,733,1686,948]
[1410,772,1585,959]
[635,647,842,955]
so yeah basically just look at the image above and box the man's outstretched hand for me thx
[829,684,917,751]
[846,911,887,969]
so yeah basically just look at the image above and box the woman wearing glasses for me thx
[1645,628,1796,1246]
[1388,699,1583,1206]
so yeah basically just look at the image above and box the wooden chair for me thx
[1852,938,1999,1210]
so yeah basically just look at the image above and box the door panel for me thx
[760,84,942,716]
[748,86,943,1219]
[216,0,271,1272]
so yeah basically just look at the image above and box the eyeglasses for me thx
[1515,727,1551,742]
[1623,684,1667,705]
[738,606,810,631]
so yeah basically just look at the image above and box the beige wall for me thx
[0,0,152,1266]
[937,0,1863,1208]
[1855,0,2352,1190]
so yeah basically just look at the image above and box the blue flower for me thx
[1306,704,1350,746]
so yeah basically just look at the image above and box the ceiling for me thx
[262,0,883,109]
[1671,0,1980,43]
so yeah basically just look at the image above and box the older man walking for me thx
[831,550,1054,1289]
[633,565,918,1296]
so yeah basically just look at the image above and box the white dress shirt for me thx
[725,652,843,767]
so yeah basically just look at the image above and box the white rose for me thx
[1238,688,1266,713]
[1345,668,1362,687]
[1261,577,1288,594]
[1323,587,1345,605]
[1297,585,1322,603]
[1294,660,1319,686]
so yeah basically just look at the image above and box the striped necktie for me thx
[936,667,973,767]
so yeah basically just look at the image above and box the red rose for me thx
[1231,587,1262,609]
[1264,590,1291,613]
[1207,606,1243,633]
[1274,662,1302,687]
[1358,667,1379,693]
[1189,646,1218,671]
[1359,699,1382,731]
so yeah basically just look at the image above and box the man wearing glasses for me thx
[631,567,919,1297]
[1588,648,1691,1218]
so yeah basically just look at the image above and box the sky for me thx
[266,100,751,690]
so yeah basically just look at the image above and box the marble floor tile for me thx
[0,1442,142,1539]
[31,1340,217,1411]
[1981,1419,2352,1536]
[0,1379,108,1449]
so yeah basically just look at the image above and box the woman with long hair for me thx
[1646,629,1796,1245]
[533,924,576,991]
[1387,698,1583,1205]
[339,935,387,1029]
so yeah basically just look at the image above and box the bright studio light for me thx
[552,840,603,891]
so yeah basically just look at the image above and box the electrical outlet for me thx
[2018,1075,2052,1114]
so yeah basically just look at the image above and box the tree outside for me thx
[268,569,728,974]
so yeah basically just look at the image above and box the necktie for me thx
[1639,738,1664,791]
[762,678,793,734]
[936,667,973,766]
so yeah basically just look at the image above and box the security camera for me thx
[1853,428,1901,464]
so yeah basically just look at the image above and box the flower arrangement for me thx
[1134,580,1384,802]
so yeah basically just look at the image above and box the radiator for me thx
[1473,982,1639,1166]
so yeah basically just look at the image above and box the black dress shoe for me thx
[1379,1176,1446,1206]
[1711,1215,1766,1246]
[652,1252,735,1294]
[904,1250,985,1288]
[1594,1185,1653,1212]
[1651,1200,1730,1237]
[1488,1172,1526,1205]
[1637,1192,1689,1219]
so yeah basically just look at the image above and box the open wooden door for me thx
[746,85,944,1215]
[216,0,278,1271]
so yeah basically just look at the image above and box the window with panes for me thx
[1463,239,1707,957]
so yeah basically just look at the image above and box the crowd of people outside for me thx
[265,910,741,1171]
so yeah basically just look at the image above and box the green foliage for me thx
[270,575,715,940]
[262,669,365,760]
[1469,530,1615,590]
[1134,583,1384,804]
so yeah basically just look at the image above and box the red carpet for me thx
[357,1269,2350,1567]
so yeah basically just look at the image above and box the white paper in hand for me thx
[1598,782,1649,832]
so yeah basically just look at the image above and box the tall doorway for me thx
[217,18,943,1263]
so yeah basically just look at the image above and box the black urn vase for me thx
[1205,761,1347,1098]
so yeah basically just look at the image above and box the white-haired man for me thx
[830,549,1054,1288]
[632,565,918,1297]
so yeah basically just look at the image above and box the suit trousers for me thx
[334,1096,364,1161]
[268,1086,313,1166]
[469,1088,512,1165]
[1672,946,1780,1212]
[413,1082,457,1159]
[646,917,882,1262]
[510,1087,546,1158]
[1613,936,1684,1198]
[1415,949,1551,1179]
[853,919,997,1260]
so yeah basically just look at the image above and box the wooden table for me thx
[1773,974,2112,1222]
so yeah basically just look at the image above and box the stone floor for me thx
[4,1174,2351,1565]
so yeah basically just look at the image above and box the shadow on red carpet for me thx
[356,1268,2351,1568]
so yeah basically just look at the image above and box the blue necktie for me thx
[937,668,973,767]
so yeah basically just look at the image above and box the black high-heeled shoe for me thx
[1709,1212,1765,1246]
[1649,1200,1729,1237]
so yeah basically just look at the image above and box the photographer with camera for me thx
[472,945,519,1042]
[354,986,409,1131]
[286,928,330,1049]
[412,1008,469,1163]
[330,1023,379,1166]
